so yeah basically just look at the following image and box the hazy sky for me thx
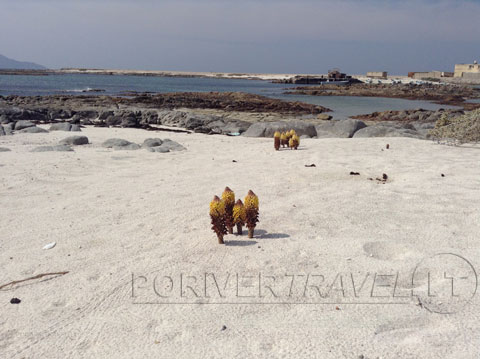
[0,0,479,74]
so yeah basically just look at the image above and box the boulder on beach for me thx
[140,111,159,125]
[17,126,49,134]
[0,147,11,152]
[243,120,317,138]
[142,138,163,148]
[221,120,251,134]
[59,136,89,146]
[14,120,36,131]
[316,119,367,138]
[31,145,74,152]
[142,138,185,152]
[0,109,48,123]
[72,110,98,121]
[49,123,73,131]
[115,143,141,150]
[102,138,141,150]
[102,138,134,148]
[159,139,186,151]
[2,123,14,136]
[146,147,170,153]
[48,109,74,121]
[157,110,188,127]
[353,123,422,138]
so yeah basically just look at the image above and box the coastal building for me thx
[454,61,480,78]
[366,71,387,79]
[408,71,454,80]
[328,68,348,80]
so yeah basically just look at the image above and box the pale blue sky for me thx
[0,0,479,74]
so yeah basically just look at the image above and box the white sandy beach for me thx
[1,127,480,358]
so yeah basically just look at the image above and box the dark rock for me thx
[1,109,47,122]
[105,115,123,126]
[48,109,74,120]
[31,145,74,152]
[193,126,213,134]
[73,110,98,120]
[140,111,159,125]
[10,298,21,304]
[120,116,139,128]
[99,111,114,120]
[184,115,209,130]
[59,136,89,146]
[157,111,188,126]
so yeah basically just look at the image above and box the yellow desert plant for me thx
[274,131,281,151]
[233,199,246,235]
[244,190,259,238]
[210,196,228,244]
[221,187,235,234]
[280,132,287,148]
[289,134,300,149]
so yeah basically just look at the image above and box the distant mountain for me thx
[0,54,46,70]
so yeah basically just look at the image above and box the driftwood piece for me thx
[0,272,69,290]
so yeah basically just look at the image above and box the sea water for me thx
[0,74,459,119]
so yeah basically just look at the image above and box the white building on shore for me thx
[454,61,480,79]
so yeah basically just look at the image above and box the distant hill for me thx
[0,54,46,70]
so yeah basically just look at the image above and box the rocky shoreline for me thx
[285,83,480,110]
[0,92,468,140]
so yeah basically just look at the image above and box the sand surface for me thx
[1,127,479,358]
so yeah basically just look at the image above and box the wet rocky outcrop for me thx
[0,92,329,136]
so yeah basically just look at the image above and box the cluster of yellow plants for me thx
[274,129,300,150]
[209,188,259,244]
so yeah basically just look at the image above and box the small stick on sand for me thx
[0,272,69,290]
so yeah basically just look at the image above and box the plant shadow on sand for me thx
[225,230,290,246]
[225,240,258,247]
[254,229,290,239]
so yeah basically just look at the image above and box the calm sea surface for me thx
[0,74,459,119]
